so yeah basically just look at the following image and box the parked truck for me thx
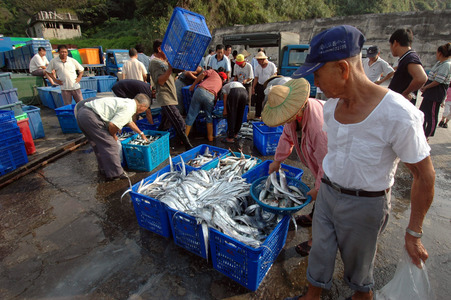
[222,32,316,96]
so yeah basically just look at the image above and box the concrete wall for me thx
[211,10,451,70]
[31,23,82,40]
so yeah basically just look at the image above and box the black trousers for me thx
[158,105,186,139]
[226,88,248,139]
[255,83,265,118]
[420,98,441,138]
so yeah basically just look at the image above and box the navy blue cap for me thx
[292,25,366,79]
[366,46,379,57]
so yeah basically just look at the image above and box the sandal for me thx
[295,241,311,257]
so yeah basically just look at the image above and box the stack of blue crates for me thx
[25,40,53,63]
[0,110,28,175]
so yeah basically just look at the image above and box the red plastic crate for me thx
[17,118,36,155]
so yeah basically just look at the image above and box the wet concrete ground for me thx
[0,103,450,300]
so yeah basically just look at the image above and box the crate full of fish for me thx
[121,130,170,172]
[171,144,229,170]
[128,164,195,238]
[252,122,284,156]
[242,160,304,182]
[201,150,262,177]
[209,215,290,291]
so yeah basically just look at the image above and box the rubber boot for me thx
[181,133,194,151]
[185,125,192,137]
[206,123,214,142]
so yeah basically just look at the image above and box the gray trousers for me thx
[307,176,391,292]
[75,99,123,178]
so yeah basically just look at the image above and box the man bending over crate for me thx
[75,94,150,181]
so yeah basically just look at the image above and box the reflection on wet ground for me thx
[1,130,450,300]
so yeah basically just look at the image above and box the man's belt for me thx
[321,178,389,197]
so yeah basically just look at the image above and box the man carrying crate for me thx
[149,39,193,151]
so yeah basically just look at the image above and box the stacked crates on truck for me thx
[162,7,211,71]
[0,110,28,175]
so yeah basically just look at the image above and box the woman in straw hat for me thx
[262,78,328,257]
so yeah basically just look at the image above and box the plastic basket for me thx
[166,207,208,259]
[52,89,97,108]
[15,112,27,121]
[0,88,19,105]
[1,127,22,146]
[182,86,193,113]
[0,141,28,176]
[69,49,83,64]
[0,72,13,91]
[195,116,228,138]
[241,160,304,183]
[201,151,262,173]
[95,75,117,92]
[162,7,211,71]
[0,109,15,122]
[79,77,97,90]
[128,164,194,238]
[0,101,23,117]
[252,122,284,156]
[81,89,97,99]
[171,144,229,170]
[37,86,59,109]
[78,48,100,65]
[22,105,45,139]
[121,130,170,172]
[0,118,18,132]
[209,215,290,291]
[250,175,312,215]
[17,118,36,155]
[54,104,82,133]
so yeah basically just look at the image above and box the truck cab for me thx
[105,49,129,76]
[280,44,316,96]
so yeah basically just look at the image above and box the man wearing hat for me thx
[362,45,394,85]
[252,51,277,120]
[262,78,327,257]
[284,25,435,300]
[233,54,254,99]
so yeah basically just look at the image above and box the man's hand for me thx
[54,79,63,85]
[268,161,281,174]
[405,234,428,268]
[189,84,195,92]
[307,189,318,201]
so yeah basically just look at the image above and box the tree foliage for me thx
[0,0,449,50]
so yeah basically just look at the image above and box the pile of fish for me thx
[257,170,307,208]
[133,157,281,248]
[237,122,253,140]
[215,151,259,177]
[127,134,160,145]
[185,147,219,167]
[117,131,135,141]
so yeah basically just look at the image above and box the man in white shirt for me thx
[252,51,277,119]
[207,44,231,79]
[29,47,56,86]
[363,45,395,84]
[286,25,435,300]
[122,48,147,82]
[47,45,84,105]
[75,94,150,181]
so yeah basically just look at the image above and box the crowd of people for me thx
[30,25,449,297]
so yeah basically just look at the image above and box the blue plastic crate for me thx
[52,89,97,108]
[0,88,19,105]
[54,104,82,133]
[195,115,228,137]
[0,101,23,116]
[0,72,13,91]
[1,128,23,148]
[0,52,5,69]
[162,7,211,71]
[94,75,117,92]
[182,86,193,113]
[79,77,97,91]
[209,215,290,291]
[0,118,18,132]
[128,164,195,238]
[37,86,59,109]
[22,105,45,139]
[252,122,284,156]
[0,109,15,122]
[0,141,28,176]
[166,207,208,259]
[171,144,229,169]
[241,160,304,182]
[121,130,170,172]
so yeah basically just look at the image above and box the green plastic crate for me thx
[14,112,28,121]
[69,49,83,65]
